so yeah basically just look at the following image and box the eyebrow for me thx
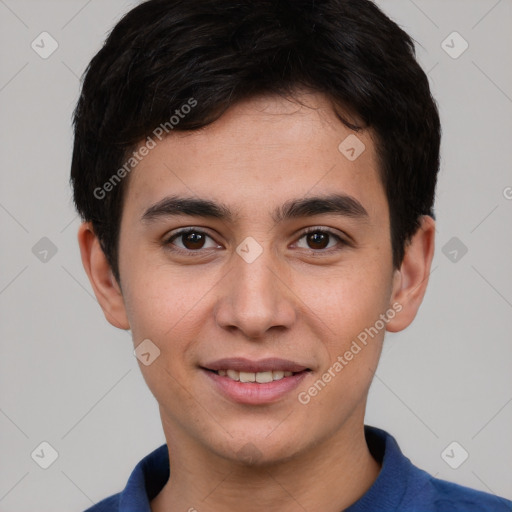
[141,193,368,224]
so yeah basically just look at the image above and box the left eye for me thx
[295,229,343,251]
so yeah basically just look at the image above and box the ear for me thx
[77,222,130,330]
[386,215,435,332]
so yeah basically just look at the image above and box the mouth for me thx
[200,357,312,404]
[204,368,308,383]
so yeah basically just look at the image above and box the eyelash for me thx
[163,226,348,256]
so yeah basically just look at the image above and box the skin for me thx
[78,91,435,512]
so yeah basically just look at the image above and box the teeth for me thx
[256,371,273,383]
[227,369,239,381]
[239,371,255,383]
[217,369,296,382]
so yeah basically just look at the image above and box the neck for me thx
[151,415,381,512]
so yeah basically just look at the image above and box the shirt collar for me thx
[116,424,413,511]
[344,425,415,511]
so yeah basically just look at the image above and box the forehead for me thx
[122,92,386,222]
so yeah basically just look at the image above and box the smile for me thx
[200,357,312,403]
[214,369,295,383]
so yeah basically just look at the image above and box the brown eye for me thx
[306,231,330,250]
[180,231,206,250]
[166,228,219,253]
[295,228,345,252]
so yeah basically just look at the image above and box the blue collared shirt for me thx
[83,425,512,511]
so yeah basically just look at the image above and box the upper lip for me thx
[202,357,310,373]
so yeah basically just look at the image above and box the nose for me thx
[214,243,297,340]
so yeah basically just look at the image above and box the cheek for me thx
[121,260,207,338]
[298,273,390,425]
[329,261,393,375]
[310,259,392,341]
[121,262,220,404]
[122,268,205,412]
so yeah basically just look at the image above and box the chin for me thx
[211,432,306,468]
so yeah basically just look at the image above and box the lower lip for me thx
[202,369,310,404]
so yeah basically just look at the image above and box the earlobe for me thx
[77,222,130,330]
[386,215,436,333]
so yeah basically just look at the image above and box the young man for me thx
[71,0,512,510]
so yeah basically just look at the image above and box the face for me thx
[110,92,402,463]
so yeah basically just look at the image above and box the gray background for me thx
[0,0,511,510]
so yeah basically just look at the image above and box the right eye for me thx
[164,228,222,254]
